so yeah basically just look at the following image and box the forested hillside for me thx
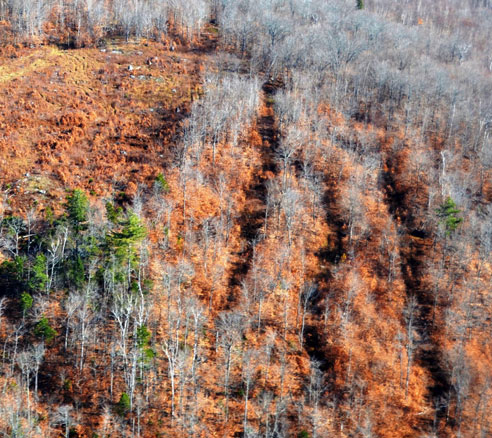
[0,1,491,437]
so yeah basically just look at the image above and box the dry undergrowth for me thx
[0,39,202,214]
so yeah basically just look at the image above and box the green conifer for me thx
[436,197,463,235]
[65,189,89,232]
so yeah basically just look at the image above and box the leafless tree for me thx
[403,295,418,399]
[53,405,74,438]
[217,311,245,421]
[299,282,317,349]
[31,343,45,399]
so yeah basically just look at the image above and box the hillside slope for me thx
[0,1,491,437]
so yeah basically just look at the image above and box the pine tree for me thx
[357,0,364,9]
[107,212,146,265]
[67,255,85,288]
[34,316,57,342]
[136,324,151,349]
[436,197,463,235]
[20,291,33,317]
[117,392,131,416]
[30,253,49,292]
[154,173,170,194]
[65,189,89,232]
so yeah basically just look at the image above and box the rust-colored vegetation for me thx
[0,1,491,438]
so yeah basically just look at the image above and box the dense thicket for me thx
[0,0,491,437]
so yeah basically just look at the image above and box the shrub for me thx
[117,392,131,416]
[20,291,33,315]
[154,173,170,193]
[34,316,57,342]
[0,256,25,284]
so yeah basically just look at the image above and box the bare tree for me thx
[32,343,45,399]
[403,295,418,398]
[217,311,245,422]
[54,405,74,438]
[299,282,317,349]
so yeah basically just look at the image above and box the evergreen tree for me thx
[107,211,146,266]
[20,291,33,317]
[67,255,85,288]
[154,173,170,194]
[106,201,123,224]
[436,197,463,236]
[136,324,155,361]
[117,392,131,416]
[136,324,151,349]
[34,316,57,342]
[357,0,364,9]
[30,253,49,293]
[65,189,89,232]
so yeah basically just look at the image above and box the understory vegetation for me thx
[0,0,491,437]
